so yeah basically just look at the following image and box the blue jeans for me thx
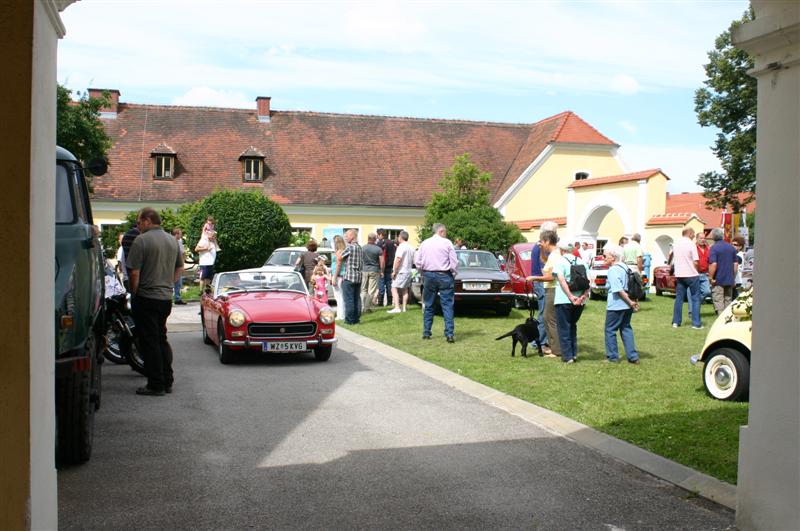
[605,309,639,362]
[173,276,183,302]
[673,276,701,327]
[422,271,455,338]
[696,273,711,302]
[555,303,584,362]
[378,269,393,306]
[342,279,362,324]
[533,281,547,346]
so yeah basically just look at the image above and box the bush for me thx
[186,190,292,272]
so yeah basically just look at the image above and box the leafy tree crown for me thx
[694,9,756,212]
[419,153,524,252]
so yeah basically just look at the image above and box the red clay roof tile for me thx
[568,169,663,189]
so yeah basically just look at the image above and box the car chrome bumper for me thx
[223,337,338,347]
[690,354,701,366]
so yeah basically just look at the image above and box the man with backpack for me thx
[603,244,641,364]
[552,240,589,363]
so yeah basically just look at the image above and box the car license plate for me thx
[262,341,307,352]
[463,282,490,291]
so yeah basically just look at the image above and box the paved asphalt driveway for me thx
[58,331,733,530]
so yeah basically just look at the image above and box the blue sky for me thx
[58,0,750,193]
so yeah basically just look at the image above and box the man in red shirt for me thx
[695,232,711,302]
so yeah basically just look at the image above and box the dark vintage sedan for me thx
[201,270,337,364]
[452,250,516,315]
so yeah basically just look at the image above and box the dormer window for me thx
[239,146,266,182]
[151,143,177,180]
[154,156,175,179]
[243,159,264,181]
[574,171,590,181]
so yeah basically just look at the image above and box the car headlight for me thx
[228,310,246,328]
[319,307,335,325]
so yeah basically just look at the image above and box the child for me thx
[201,216,220,251]
[310,263,329,303]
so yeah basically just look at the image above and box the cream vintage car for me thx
[691,289,752,401]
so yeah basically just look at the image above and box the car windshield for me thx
[456,250,500,270]
[265,250,305,267]
[264,249,333,267]
[215,271,308,296]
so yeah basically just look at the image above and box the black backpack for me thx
[567,257,590,292]
[617,264,645,301]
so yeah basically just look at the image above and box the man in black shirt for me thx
[377,229,396,307]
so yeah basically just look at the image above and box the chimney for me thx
[88,88,120,119]
[256,96,271,123]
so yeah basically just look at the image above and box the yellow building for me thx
[91,90,708,265]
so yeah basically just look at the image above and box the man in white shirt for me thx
[671,227,702,329]
[388,231,415,313]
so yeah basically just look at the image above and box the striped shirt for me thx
[340,242,364,283]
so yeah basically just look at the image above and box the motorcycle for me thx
[103,261,146,375]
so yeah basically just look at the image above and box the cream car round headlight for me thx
[319,307,335,325]
[228,310,246,328]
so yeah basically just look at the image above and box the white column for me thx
[566,188,575,237]
[733,2,800,529]
[636,179,647,245]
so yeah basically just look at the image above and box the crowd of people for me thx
[113,211,756,396]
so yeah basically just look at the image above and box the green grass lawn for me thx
[344,295,748,484]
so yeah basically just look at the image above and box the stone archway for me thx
[573,194,634,246]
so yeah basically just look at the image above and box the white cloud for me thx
[609,75,641,95]
[618,121,638,135]
[619,144,721,194]
[171,87,254,109]
[58,1,749,101]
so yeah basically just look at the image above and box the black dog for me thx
[495,317,543,357]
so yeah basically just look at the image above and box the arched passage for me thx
[653,234,673,266]
[574,194,634,250]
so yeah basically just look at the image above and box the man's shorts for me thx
[200,265,215,280]
[394,271,412,289]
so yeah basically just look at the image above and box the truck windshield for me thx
[55,164,74,224]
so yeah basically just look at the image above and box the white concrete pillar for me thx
[732,2,800,529]
[566,188,575,236]
[636,180,647,245]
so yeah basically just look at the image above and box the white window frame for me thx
[574,169,591,181]
[153,155,175,179]
[242,158,264,182]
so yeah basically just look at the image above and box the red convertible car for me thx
[200,270,337,364]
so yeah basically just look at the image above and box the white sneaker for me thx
[387,308,402,314]
[402,308,407,312]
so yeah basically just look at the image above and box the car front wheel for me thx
[217,321,235,364]
[314,345,332,362]
[703,347,750,401]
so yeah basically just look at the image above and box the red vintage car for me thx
[653,264,677,295]
[200,269,337,364]
[504,242,536,308]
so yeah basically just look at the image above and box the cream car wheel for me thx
[703,348,749,401]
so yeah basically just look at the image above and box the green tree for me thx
[56,85,112,174]
[419,153,524,252]
[694,8,756,212]
[186,190,292,272]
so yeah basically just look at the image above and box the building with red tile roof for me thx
[90,90,741,266]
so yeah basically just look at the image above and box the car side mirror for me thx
[85,157,108,176]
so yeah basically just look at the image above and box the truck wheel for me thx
[703,347,750,401]
[56,368,94,465]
